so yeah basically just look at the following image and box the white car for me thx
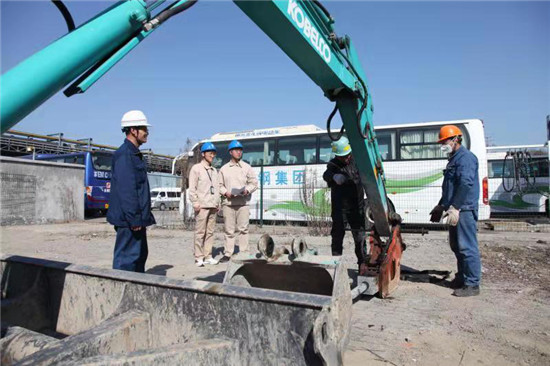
[151,187,181,211]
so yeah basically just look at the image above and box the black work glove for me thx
[429,205,445,223]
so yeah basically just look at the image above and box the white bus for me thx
[487,144,549,216]
[187,119,490,225]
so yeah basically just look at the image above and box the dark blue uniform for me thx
[107,139,155,272]
[323,157,366,265]
[440,145,481,286]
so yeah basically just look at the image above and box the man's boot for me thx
[453,285,480,297]
[447,277,464,289]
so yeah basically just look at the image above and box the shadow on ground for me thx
[146,264,174,276]
[196,271,226,283]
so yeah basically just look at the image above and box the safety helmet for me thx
[331,136,352,156]
[200,142,217,153]
[121,110,151,128]
[228,140,243,151]
[438,125,462,143]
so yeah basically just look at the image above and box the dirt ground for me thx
[1,213,549,366]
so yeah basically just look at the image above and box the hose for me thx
[312,0,333,22]
[337,37,370,139]
[326,103,344,141]
[51,0,75,32]
[502,151,515,192]
[144,0,198,31]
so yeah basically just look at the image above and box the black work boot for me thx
[453,285,480,297]
[447,277,464,289]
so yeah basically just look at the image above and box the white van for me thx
[151,187,181,210]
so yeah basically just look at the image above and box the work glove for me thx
[429,205,445,223]
[443,206,460,226]
[333,174,347,185]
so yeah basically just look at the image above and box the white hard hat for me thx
[121,110,151,128]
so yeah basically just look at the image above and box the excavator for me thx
[0,1,404,364]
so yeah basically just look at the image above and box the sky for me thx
[1,0,549,155]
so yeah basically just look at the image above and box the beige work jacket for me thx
[219,160,258,206]
[189,160,220,209]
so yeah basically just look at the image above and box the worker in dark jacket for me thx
[430,125,481,297]
[323,136,366,271]
[107,110,155,273]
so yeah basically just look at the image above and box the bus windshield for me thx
[92,152,112,171]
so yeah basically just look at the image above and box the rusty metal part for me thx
[364,225,405,298]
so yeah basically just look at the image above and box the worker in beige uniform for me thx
[218,140,258,263]
[188,142,220,267]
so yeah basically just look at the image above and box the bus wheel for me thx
[160,203,167,211]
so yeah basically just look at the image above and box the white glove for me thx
[333,174,347,185]
[444,206,460,226]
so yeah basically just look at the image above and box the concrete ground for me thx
[1,212,549,365]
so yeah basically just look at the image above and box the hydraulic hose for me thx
[326,103,344,141]
[51,0,75,32]
[312,0,333,22]
[337,37,370,139]
[502,151,515,192]
[144,0,198,31]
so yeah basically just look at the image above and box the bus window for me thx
[488,160,514,178]
[241,139,275,166]
[92,153,112,171]
[167,192,177,198]
[376,131,396,161]
[159,192,166,198]
[64,155,85,165]
[319,135,335,163]
[400,128,446,160]
[210,142,230,169]
[532,158,549,178]
[278,136,317,165]
[488,160,503,178]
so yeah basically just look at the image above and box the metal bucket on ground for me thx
[1,237,352,366]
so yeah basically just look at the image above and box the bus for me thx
[186,119,490,225]
[27,151,112,215]
[487,145,549,217]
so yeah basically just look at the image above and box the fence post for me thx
[260,164,264,227]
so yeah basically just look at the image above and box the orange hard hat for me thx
[438,125,462,143]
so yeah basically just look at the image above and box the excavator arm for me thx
[0,0,403,296]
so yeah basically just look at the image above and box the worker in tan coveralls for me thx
[218,140,258,263]
[189,142,220,267]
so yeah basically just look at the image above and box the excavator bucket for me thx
[0,236,353,366]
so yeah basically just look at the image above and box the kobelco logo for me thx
[287,0,332,64]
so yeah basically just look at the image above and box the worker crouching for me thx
[189,142,221,267]
[430,125,482,297]
[323,136,367,272]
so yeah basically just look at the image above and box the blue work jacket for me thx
[107,139,155,228]
[439,145,480,211]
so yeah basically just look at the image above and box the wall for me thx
[0,156,84,225]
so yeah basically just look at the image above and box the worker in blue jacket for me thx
[430,125,481,297]
[107,110,156,273]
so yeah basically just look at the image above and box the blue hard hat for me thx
[200,142,217,153]
[228,140,243,151]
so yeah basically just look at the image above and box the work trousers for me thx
[113,227,148,273]
[331,209,366,265]
[223,205,250,256]
[449,210,481,286]
[194,208,217,261]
